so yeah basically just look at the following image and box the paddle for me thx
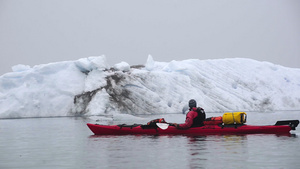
[156,123,169,130]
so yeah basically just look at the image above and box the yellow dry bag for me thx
[222,112,247,124]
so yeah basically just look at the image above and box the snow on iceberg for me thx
[12,64,31,72]
[75,55,110,73]
[0,56,300,118]
[113,61,130,72]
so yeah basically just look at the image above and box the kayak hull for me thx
[87,123,295,135]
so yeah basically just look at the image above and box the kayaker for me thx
[171,99,206,129]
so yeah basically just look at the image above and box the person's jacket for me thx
[178,107,206,129]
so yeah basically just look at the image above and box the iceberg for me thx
[0,55,300,118]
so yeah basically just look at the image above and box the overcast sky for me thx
[1,0,299,75]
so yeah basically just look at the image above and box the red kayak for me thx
[87,120,299,135]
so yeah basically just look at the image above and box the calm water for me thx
[0,112,300,169]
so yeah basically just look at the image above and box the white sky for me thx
[1,0,300,75]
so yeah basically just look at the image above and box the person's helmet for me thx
[189,99,197,108]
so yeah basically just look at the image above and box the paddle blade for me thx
[156,123,169,130]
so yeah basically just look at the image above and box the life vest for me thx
[191,107,206,127]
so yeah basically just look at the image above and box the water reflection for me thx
[186,136,208,169]
[87,132,298,168]
[185,135,249,169]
